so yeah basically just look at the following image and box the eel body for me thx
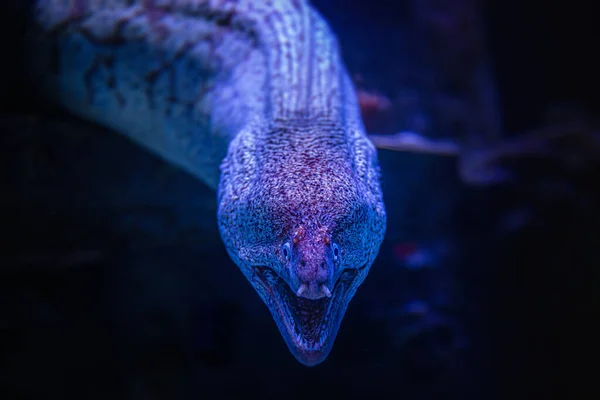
[15,0,386,366]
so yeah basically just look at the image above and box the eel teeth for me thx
[296,283,308,297]
[322,285,332,298]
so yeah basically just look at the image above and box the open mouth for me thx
[252,264,363,361]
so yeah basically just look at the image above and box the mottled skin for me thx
[17,0,386,366]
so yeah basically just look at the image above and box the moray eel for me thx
[11,0,386,366]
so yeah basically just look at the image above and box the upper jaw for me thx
[252,265,364,366]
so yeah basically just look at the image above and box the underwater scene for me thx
[0,1,596,399]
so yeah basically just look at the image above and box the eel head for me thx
[217,127,386,366]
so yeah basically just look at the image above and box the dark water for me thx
[1,1,597,399]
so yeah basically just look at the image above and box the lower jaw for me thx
[288,343,332,367]
[268,282,347,365]
[275,303,339,366]
[252,266,360,365]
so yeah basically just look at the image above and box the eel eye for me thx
[332,243,340,261]
[281,242,291,261]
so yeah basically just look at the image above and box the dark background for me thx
[1,1,597,399]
